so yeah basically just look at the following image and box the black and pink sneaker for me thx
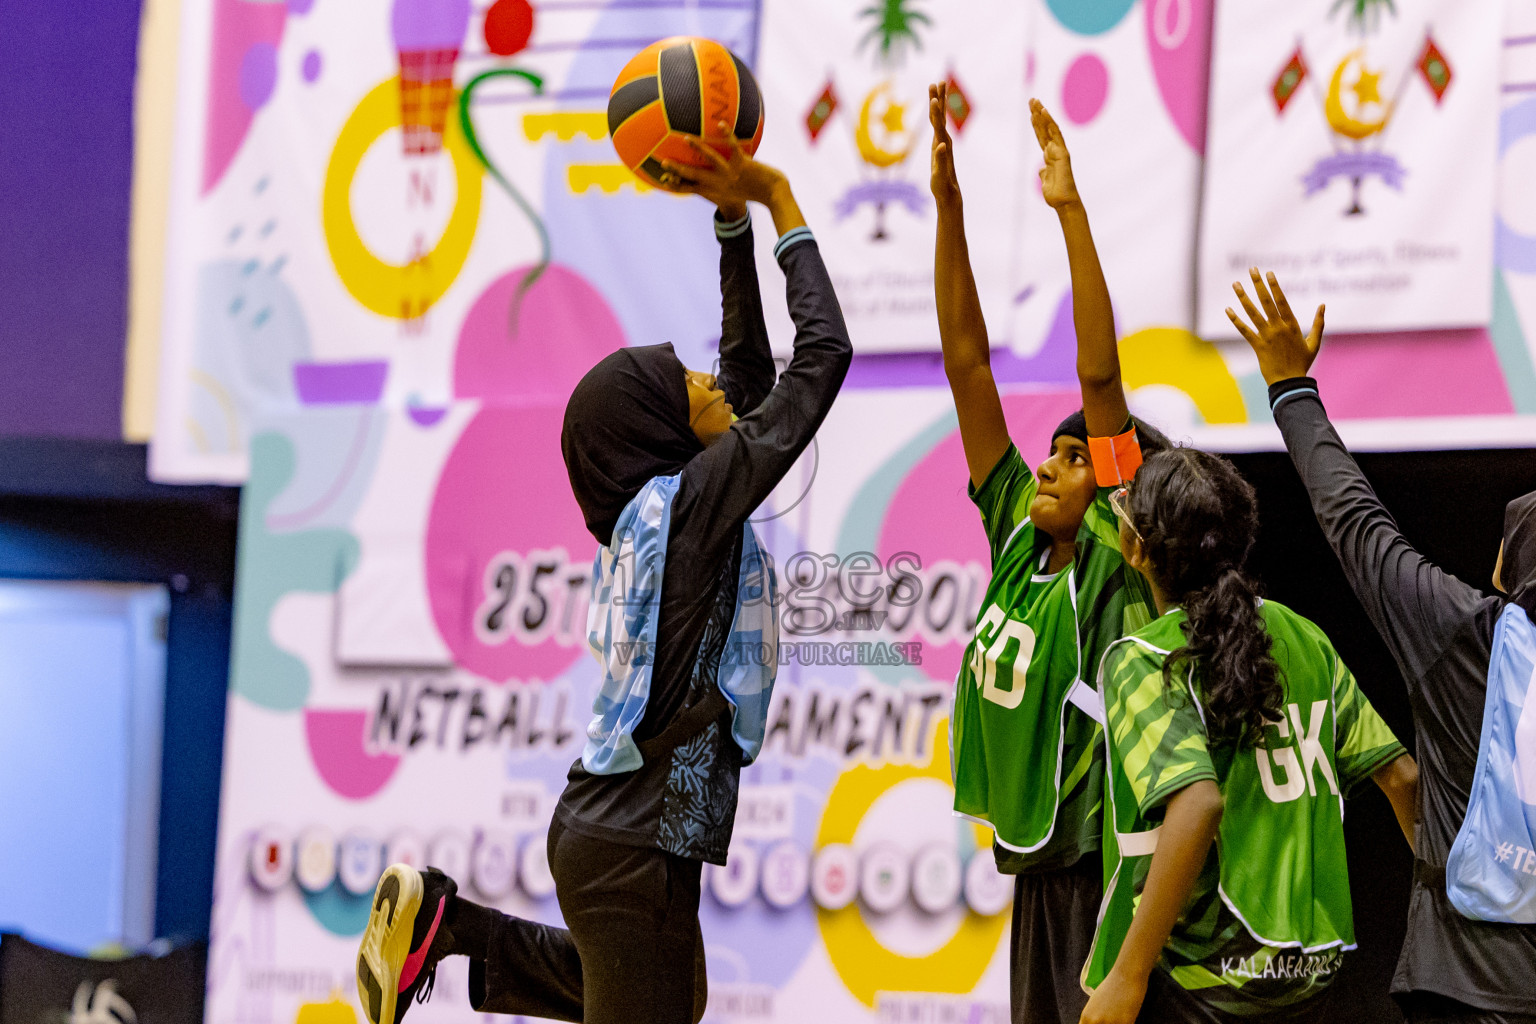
[356,865,458,1024]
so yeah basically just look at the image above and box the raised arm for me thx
[1030,100,1128,438]
[708,177,776,417]
[661,146,849,560]
[1228,270,1487,683]
[930,82,1010,488]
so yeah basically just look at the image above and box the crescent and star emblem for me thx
[855,81,915,168]
[1325,47,1391,140]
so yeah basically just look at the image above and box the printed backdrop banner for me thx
[153,0,1536,490]
[995,0,1536,449]
[209,384,1112,1024]
[151,0,1030,484]
[189,2,1536,1022]
[1197,0,1502,337]
[1009,0,1212,426]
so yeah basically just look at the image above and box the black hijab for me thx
[1502,490,1536,617]
[561,343,704,545]
[1050,410,1173,454]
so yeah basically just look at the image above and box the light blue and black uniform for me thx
[556,215,847,863]
[1269,376,1536,1023]
[463,213,851,1024]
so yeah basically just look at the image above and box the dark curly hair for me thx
[1129,416,1174,456]
[1122,447,1283,746]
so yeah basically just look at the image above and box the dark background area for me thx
[0,438,237,944]
[1227,446,1536,1023]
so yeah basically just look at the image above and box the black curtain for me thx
[0,933,205,1024]
[1226,447,1536,1023]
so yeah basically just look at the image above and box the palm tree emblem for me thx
[858,0,931,67]
[838,0,931,240]
[1332,0,1396,34]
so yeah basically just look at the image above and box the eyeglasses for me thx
[1108,486,1142,542]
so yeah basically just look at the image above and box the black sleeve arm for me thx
[712,211,777,416]
[674,231,852,560]
[1269,377,1485,682]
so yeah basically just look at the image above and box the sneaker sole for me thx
[357,864,423,1024]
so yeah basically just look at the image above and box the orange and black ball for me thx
[607,37,765,190]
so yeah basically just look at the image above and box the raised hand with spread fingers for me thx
[1226,268,1326,385]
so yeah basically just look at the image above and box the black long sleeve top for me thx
[1270,377,1536,1015]
[556,217,852,864]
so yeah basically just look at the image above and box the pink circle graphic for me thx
[876,391,1084,682]
[305,709,401,800]
[426,407,600,682]
[1061,54,1109,125]
[1144,0,1213,154]
[456,264,628,401]
[431,264,626,683]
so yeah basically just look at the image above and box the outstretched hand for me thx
[1030,99,1080,211]
[930,82,962,209]
[1226,269,1325,385]
[659,123,787,221]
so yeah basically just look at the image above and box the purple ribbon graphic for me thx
[833,180,928,220]
[1302,152,1407,195]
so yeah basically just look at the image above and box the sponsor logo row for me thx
[246,828,1014,915]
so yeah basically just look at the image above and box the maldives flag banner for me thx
[1418,35,1453,102]
[806,81,839,142]
[1197,0,1502,336]
[753,0,1030,352]
[1273,48,1308,112]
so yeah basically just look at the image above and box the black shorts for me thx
[1135,969,1335,1024]
[1009,854,1102,1024]
[1401,992,1536,1024]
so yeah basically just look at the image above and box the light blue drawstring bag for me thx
[1445,602,1536,923]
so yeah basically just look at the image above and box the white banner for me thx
[1197,0,1502,337]
[752,0,1029,353]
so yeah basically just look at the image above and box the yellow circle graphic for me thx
[816,719,1008,1007]
[323,77,483,319]
[1118,326,1248,424]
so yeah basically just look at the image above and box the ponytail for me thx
[1164,567,1281,745]
[1124,448,1284,746]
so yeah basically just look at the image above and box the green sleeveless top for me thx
[950,444,1156,872]
[1085,601,1406,1015]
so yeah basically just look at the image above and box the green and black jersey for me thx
[951,443,1156,873]
[1086,602,1407,1015]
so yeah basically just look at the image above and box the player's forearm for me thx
[763,180,807,237]
[1111,781,1223,983]
[1058,202,1129,436]
[1373,753,1419,854]
[715,216,775,414]
[935,200,991,377]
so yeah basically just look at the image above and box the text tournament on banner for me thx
[1198,0,1502,337]
[753,0,1028,352]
